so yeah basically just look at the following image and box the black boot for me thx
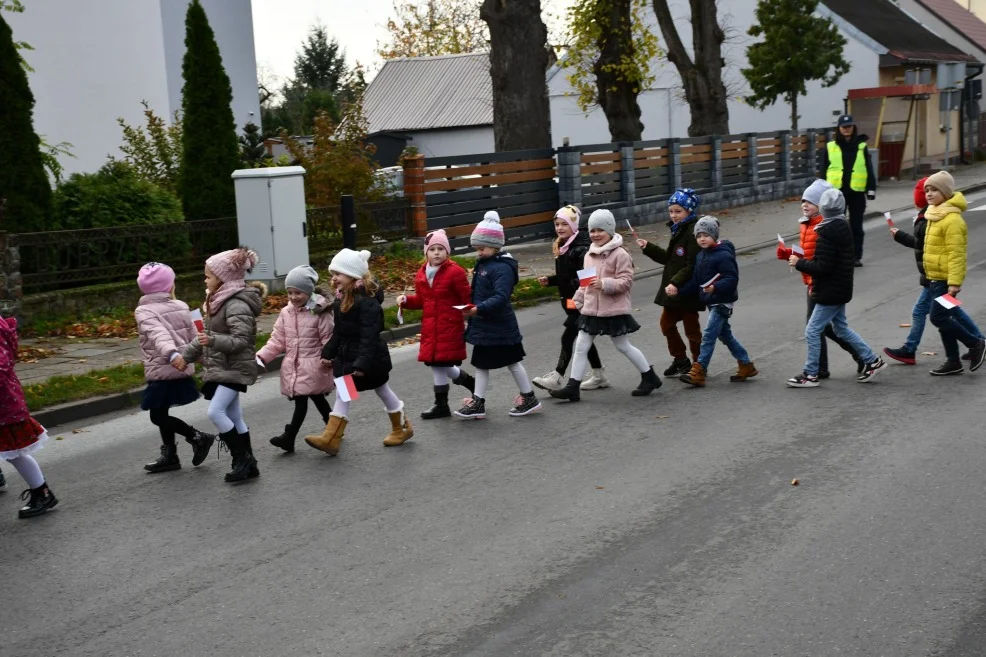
[549,377,582,402]
[452,370,476,393]
[632,367,663,396]
[421,385,452,419]
[144,444,180,473]
[224,432,259,483]
[186,430,216,466]
[270,424,298,453]
[18,482,58,519]
[243,432,260,479]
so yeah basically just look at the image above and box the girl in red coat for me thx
[397,229,477,419]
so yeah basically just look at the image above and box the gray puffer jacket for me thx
[183,283,265,387]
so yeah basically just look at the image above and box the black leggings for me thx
[288,395,332,432]
[557,319,602,374]
[149,408,196,447]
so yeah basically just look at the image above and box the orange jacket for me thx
[797,215,823,286]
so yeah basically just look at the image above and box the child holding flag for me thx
[670,217,757,387]
[305,249,413,454]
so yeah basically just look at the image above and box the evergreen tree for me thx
[180,0,240,220]
[294,25,347,92]
[239,122,266,167]
[0,12,51,232]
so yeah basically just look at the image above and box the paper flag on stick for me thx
[936,294,962,309]
[396,306,404,325]
[884,211,894,227]
[578,267,597,287]
[453,304,475,311]
[777,234,786,247]
[792,244,805,256]
[626,219,639,239]
[190,309,204,333]
[334,374,360,402]
[700,273,722,288]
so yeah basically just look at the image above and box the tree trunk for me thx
[652,0,729,136]
[595,0,644,142]
[481,0,552,151]
[790,92,799,131]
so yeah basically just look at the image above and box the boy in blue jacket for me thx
[668,216,757,387]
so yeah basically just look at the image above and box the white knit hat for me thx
[470,211,506,248]
[329,249,371,280]
[587,209,616,236]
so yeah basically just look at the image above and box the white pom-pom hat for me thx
[470,210,506,249]
[329,248,372,280]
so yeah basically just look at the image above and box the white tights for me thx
[570,331,649,380]
[473,362,532,399]
[431,366,462,386]
[207,385,249,434]
[7,454,45,489]
[333,383,402,418]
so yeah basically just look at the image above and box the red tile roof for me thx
[914,0,986,53]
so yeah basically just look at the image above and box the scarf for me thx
[206,279,246,317]
[669,214,696,235]
[924,202,962,222]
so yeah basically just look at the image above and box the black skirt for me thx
[578,314,641,337]
[142,378,200,411]
[201,381,248,400]
[471,343,526,370]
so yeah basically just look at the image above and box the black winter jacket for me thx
[321,284,392,388]
[678,240,740,306]
[795,219,855,305]
[892,209,928,287]
[641,216,705,311]
[547,230,591,306]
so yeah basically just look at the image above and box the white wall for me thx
[548,0,880,146]
[410,126,495,158]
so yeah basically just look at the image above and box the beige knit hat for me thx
[925,171,955,200]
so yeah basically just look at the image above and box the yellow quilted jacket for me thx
[923,192,968,286]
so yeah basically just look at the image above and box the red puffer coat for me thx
[0,317,30,427]
[403,259,471,364]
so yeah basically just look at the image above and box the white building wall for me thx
[409,126,495,158]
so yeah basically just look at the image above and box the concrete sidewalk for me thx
[18,163,986,391]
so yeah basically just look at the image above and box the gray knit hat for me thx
[693,215,720,241]
[587,209,616,236]
[470,211,506,249]
[285,265,318,296]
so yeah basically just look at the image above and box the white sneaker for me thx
[580,367,610,390]
[532,370,564,391]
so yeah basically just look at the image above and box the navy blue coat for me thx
[678,240,739,306]
[465,253,522,346]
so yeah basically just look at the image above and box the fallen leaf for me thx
[921,351,937,356]
[77,359,88,364]
[899,323,911,328]
[595,486,605,490]
[791,478,799,486]
[71,428,88,434]
[98,377,109,383]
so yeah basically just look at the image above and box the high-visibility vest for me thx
[826,141,868,192]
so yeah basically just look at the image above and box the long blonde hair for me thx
[339,272,379,313]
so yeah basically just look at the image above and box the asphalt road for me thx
[6,196,986,657]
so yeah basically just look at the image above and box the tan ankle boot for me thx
[730,361,758,382]
[680,362,706,387]
[305,414,347,456]
[383,403,413,447]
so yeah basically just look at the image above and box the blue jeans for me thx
[698,305,750,369]
[904,286,982,352]
[805,304,876,376]
[928,281,982,362]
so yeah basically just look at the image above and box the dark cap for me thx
[837,114,855,127]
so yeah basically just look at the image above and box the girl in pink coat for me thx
[135,263,216,473]
[0,315,59,519]
[257,265,335,452]
[550,209,662,402]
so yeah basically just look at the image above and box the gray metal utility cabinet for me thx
[231,166,309,290]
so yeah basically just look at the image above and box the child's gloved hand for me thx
[776,245,793,260]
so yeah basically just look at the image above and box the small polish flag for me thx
[334,374,360,402]
[792,244,805,256]
[453,304,475,311]
[700,273,722,288]
[625,219,639,239]
[578,267,597,287]
[190,309,204,332]
[884,211,894,227]
[936,294,962,309]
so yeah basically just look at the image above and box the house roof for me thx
[912,0,986,54]
[822,0,978,63]
[362,53,493,132]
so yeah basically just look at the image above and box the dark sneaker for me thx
[786,373,819,388]
[962,351,972,361]
[930,361,963,376]
[854,260,863,267]
[663,357,692,377]
[508,392,542,417]
[187,430,216,466]
[969,338,986,372]
[856,360,866,374]
[0,468,6,492]
[857,358,886,382]
[18,483,58,519]
[883,347,916,365]
[453,395,486,419]
[817,370,831,380]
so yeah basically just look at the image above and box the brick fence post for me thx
[619,142,636,207]
[0,232,22,320]
[668,138,682,193]
[556,146,583,209]
[747,133,760,188]
[781,130,792,182]
[403,154,428,237]
[711,135,723,192]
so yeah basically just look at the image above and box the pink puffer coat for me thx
[0,317,30,427]
[257,295,335,398]
[573,233,635,317]
[135,293,197,381]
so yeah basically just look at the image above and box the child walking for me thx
[637,188,704,377]
[532,205,609,391]
[0,316,58,518]
[396,229,476,419]
[786,189,886,387]
[257,265,335,452]
[305,249,413,454]
[454,212,542,418]
[135,262,215,472]
[550,209,663,402]
[777,179,861,377]
[884,176,983,366]
[669,217,757,387]
[179,247,266,482]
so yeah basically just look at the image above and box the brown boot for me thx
[679,362,706,387]
[383,403,414,447]
[730,361,758,382]
[304,414,347,456]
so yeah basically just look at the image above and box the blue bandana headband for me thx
[668,188,700,234]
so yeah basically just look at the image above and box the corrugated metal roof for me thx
[913,0,986,53]
[362,53,493,132]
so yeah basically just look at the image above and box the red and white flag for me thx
[792,244,805,256]
[190,309,205,332]
[777,233,786,247]
[884,211,895,227]
[453,304,475,311]
[335,374,360,402]
[578,267,597,287]
[936,294,962,309]
[700,273,722,288]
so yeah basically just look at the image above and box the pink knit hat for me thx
[137,262,176,294]
[206,247,259,283]
[424,229,451,255]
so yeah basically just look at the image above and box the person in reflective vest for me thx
[819,114,876,267]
